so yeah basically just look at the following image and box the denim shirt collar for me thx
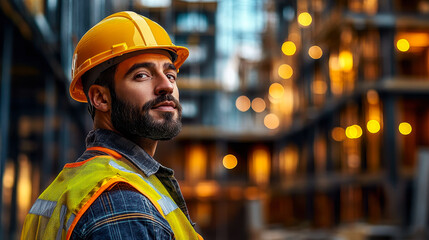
[85,128,174,177]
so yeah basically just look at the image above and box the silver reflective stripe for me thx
[109,161,158,192]
[29,199,57,218]
[158,195,178,215]
[109,160,178,215]
[56,205,67,240]
[66,213,76,231]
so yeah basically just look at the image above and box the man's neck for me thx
[129,137,158,157]
[93,125,158,157]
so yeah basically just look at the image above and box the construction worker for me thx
[21,11,203,240]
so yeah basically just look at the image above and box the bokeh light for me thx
[339,50,353,71]
[399,122,412,135]
[298,12,312,27]
[312,80,327,94]
[251,98,266,113]
[367,120,381,133]
[308,45,323,59]
[397,39,410,52]
[223,154,238,169]
[332,127,345,141]
[281,41,297,56]
[264,113,280,129]
[236,96,251,112]
[345,125,363,139]
[269,83,284,99]
[278,64,293,79]
[195,181,219,198]
[367,90,379,104]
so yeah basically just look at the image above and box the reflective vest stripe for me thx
[56,205,67,240]
[66,214,76,231]
[158,195,178,216]
[29,199,74,240]
[29,199,57,217]
[108,160,179,215]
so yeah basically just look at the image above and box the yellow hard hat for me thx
[70,11,189,102]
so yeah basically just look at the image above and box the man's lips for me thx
[151,101,176,111]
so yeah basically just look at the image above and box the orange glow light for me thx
[345,125,363,139]
[367,120,381,133]
[251,98,266,113]
[339,50,353,71]
[280,145,299,176]
[17,154,32,224]
[236,95,251,112]
[312,80,327,95]
[308,45,323,59]
[278,64,293,79]
[3,161,15,189]
[223,154,238,169]
[264,113,280,129]
[396,38,410,52]
[399,122,412,135]
[195,181,219,198]
[249,147,271,186]
[298,12,312,27]
[367,90,379,104]
[282,41,297,56]
[187,144,207,181]
[332,127,345,141]
[269,83,285,99]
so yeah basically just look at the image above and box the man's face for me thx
[110,52,182,140]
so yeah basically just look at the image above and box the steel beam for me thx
[0,22,13,237]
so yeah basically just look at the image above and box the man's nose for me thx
[154,74,174,95]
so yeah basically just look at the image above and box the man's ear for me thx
[88,85,111,112]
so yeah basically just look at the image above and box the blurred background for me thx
[1,0,429,239]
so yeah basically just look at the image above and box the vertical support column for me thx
[411,149,429,236]
[378,0,398,222]
[0,23,13,237]
[383,94,399,220]
[379,28,396,78]
[41,74,56,189]
[60,0,72,75]
[378,0,394,13]
[215,140,229,240]
[306,129,315,225]
[383,95,398,183]
[326,118,334,172]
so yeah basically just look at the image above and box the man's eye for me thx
[166,74,176,81]
[134,73,150,80]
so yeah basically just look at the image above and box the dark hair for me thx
[81,64,117,119]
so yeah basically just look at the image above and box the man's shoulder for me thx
[71,182,173,239]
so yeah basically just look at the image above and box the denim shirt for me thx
[70,129,193,240]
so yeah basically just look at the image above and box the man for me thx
[21,11,203,240]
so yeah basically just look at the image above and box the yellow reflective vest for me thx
[21,147,203,240]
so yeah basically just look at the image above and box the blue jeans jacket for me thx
[70,129,194,239]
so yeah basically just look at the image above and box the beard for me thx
[110,92,182,141]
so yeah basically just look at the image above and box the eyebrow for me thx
[164,62,177,72]
[125,62,177,77]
